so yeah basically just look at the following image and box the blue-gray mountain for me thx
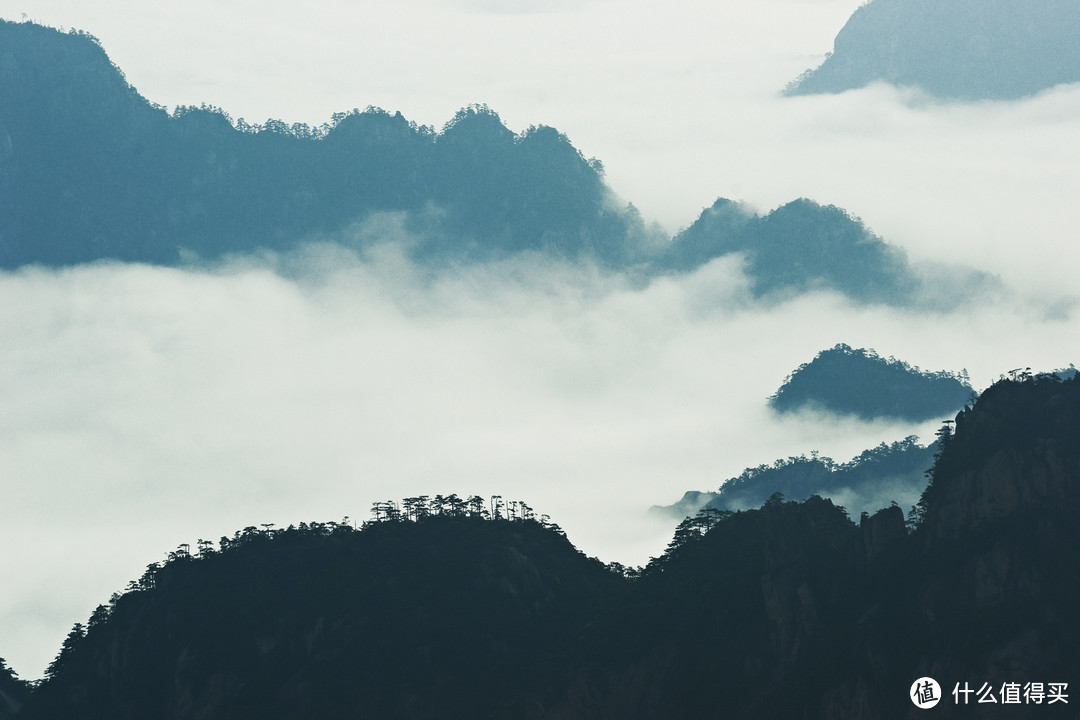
[656,346,974,521]
[786,0,1080,99]
[0,20,998,308]
[770,343,974,421]
[0,21,649,268]
[656,198,923,304]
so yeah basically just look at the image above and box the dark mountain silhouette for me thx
[590,372,1080,718]
[15,372,1080,718]
[0,659,28,719]
[21,505,628,720]
[655,435,937,520]
[785,0,1080,100]
[0,20,649,268]
[770,343,974,421]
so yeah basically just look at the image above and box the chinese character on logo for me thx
[912,677,941,709]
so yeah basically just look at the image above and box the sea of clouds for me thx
[3,0,1080,680]
[3,238,1078,677]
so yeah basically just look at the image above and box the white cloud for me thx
[2,242,1078,677]
[2,0,1078,683]
[6,1,1077,298]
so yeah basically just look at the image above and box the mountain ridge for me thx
[0,20,649,269]
[654,434,937,521]
[0,19,998,309]
[13,373,1080,718]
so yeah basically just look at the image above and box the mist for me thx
[3,0,1079,685]
[8,0,1079,296]
[2,235,1078,678]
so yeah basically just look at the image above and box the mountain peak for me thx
[785,0,1080,99]
[770,343,974,421]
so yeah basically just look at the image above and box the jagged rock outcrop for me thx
[856,374,1080,719]
[922,375,1080,543]
[856,504,906,566]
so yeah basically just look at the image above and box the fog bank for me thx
[2,245,1077,677]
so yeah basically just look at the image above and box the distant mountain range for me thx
[10,373,1080,718]
[0,20,648,268]
[785,0,1080,99]
[0,19,998,308]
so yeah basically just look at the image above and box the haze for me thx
[2,0,1079,679]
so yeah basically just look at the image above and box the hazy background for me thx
[2,0,1079,678]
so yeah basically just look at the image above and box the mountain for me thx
[594,494,867,719]
[616,372,1080,718]
[1,19,1001,311]
[657,198,922,304]
[658,197,999,308]
[770,343,974,421]
[785,0,1080,100]
[20,508,627,720]
[0,20,650,268]
[655,435,937,520]
[16,372,1080,718]
[888,372,1080,715]
[0,659,28,719]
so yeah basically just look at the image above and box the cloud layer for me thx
[6,0,1078,295]
[3,239,1078,677]
[2,0,1079,683]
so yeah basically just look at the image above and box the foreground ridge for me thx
[14,373,1080,718]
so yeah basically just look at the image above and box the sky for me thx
[2,0,1080,679]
